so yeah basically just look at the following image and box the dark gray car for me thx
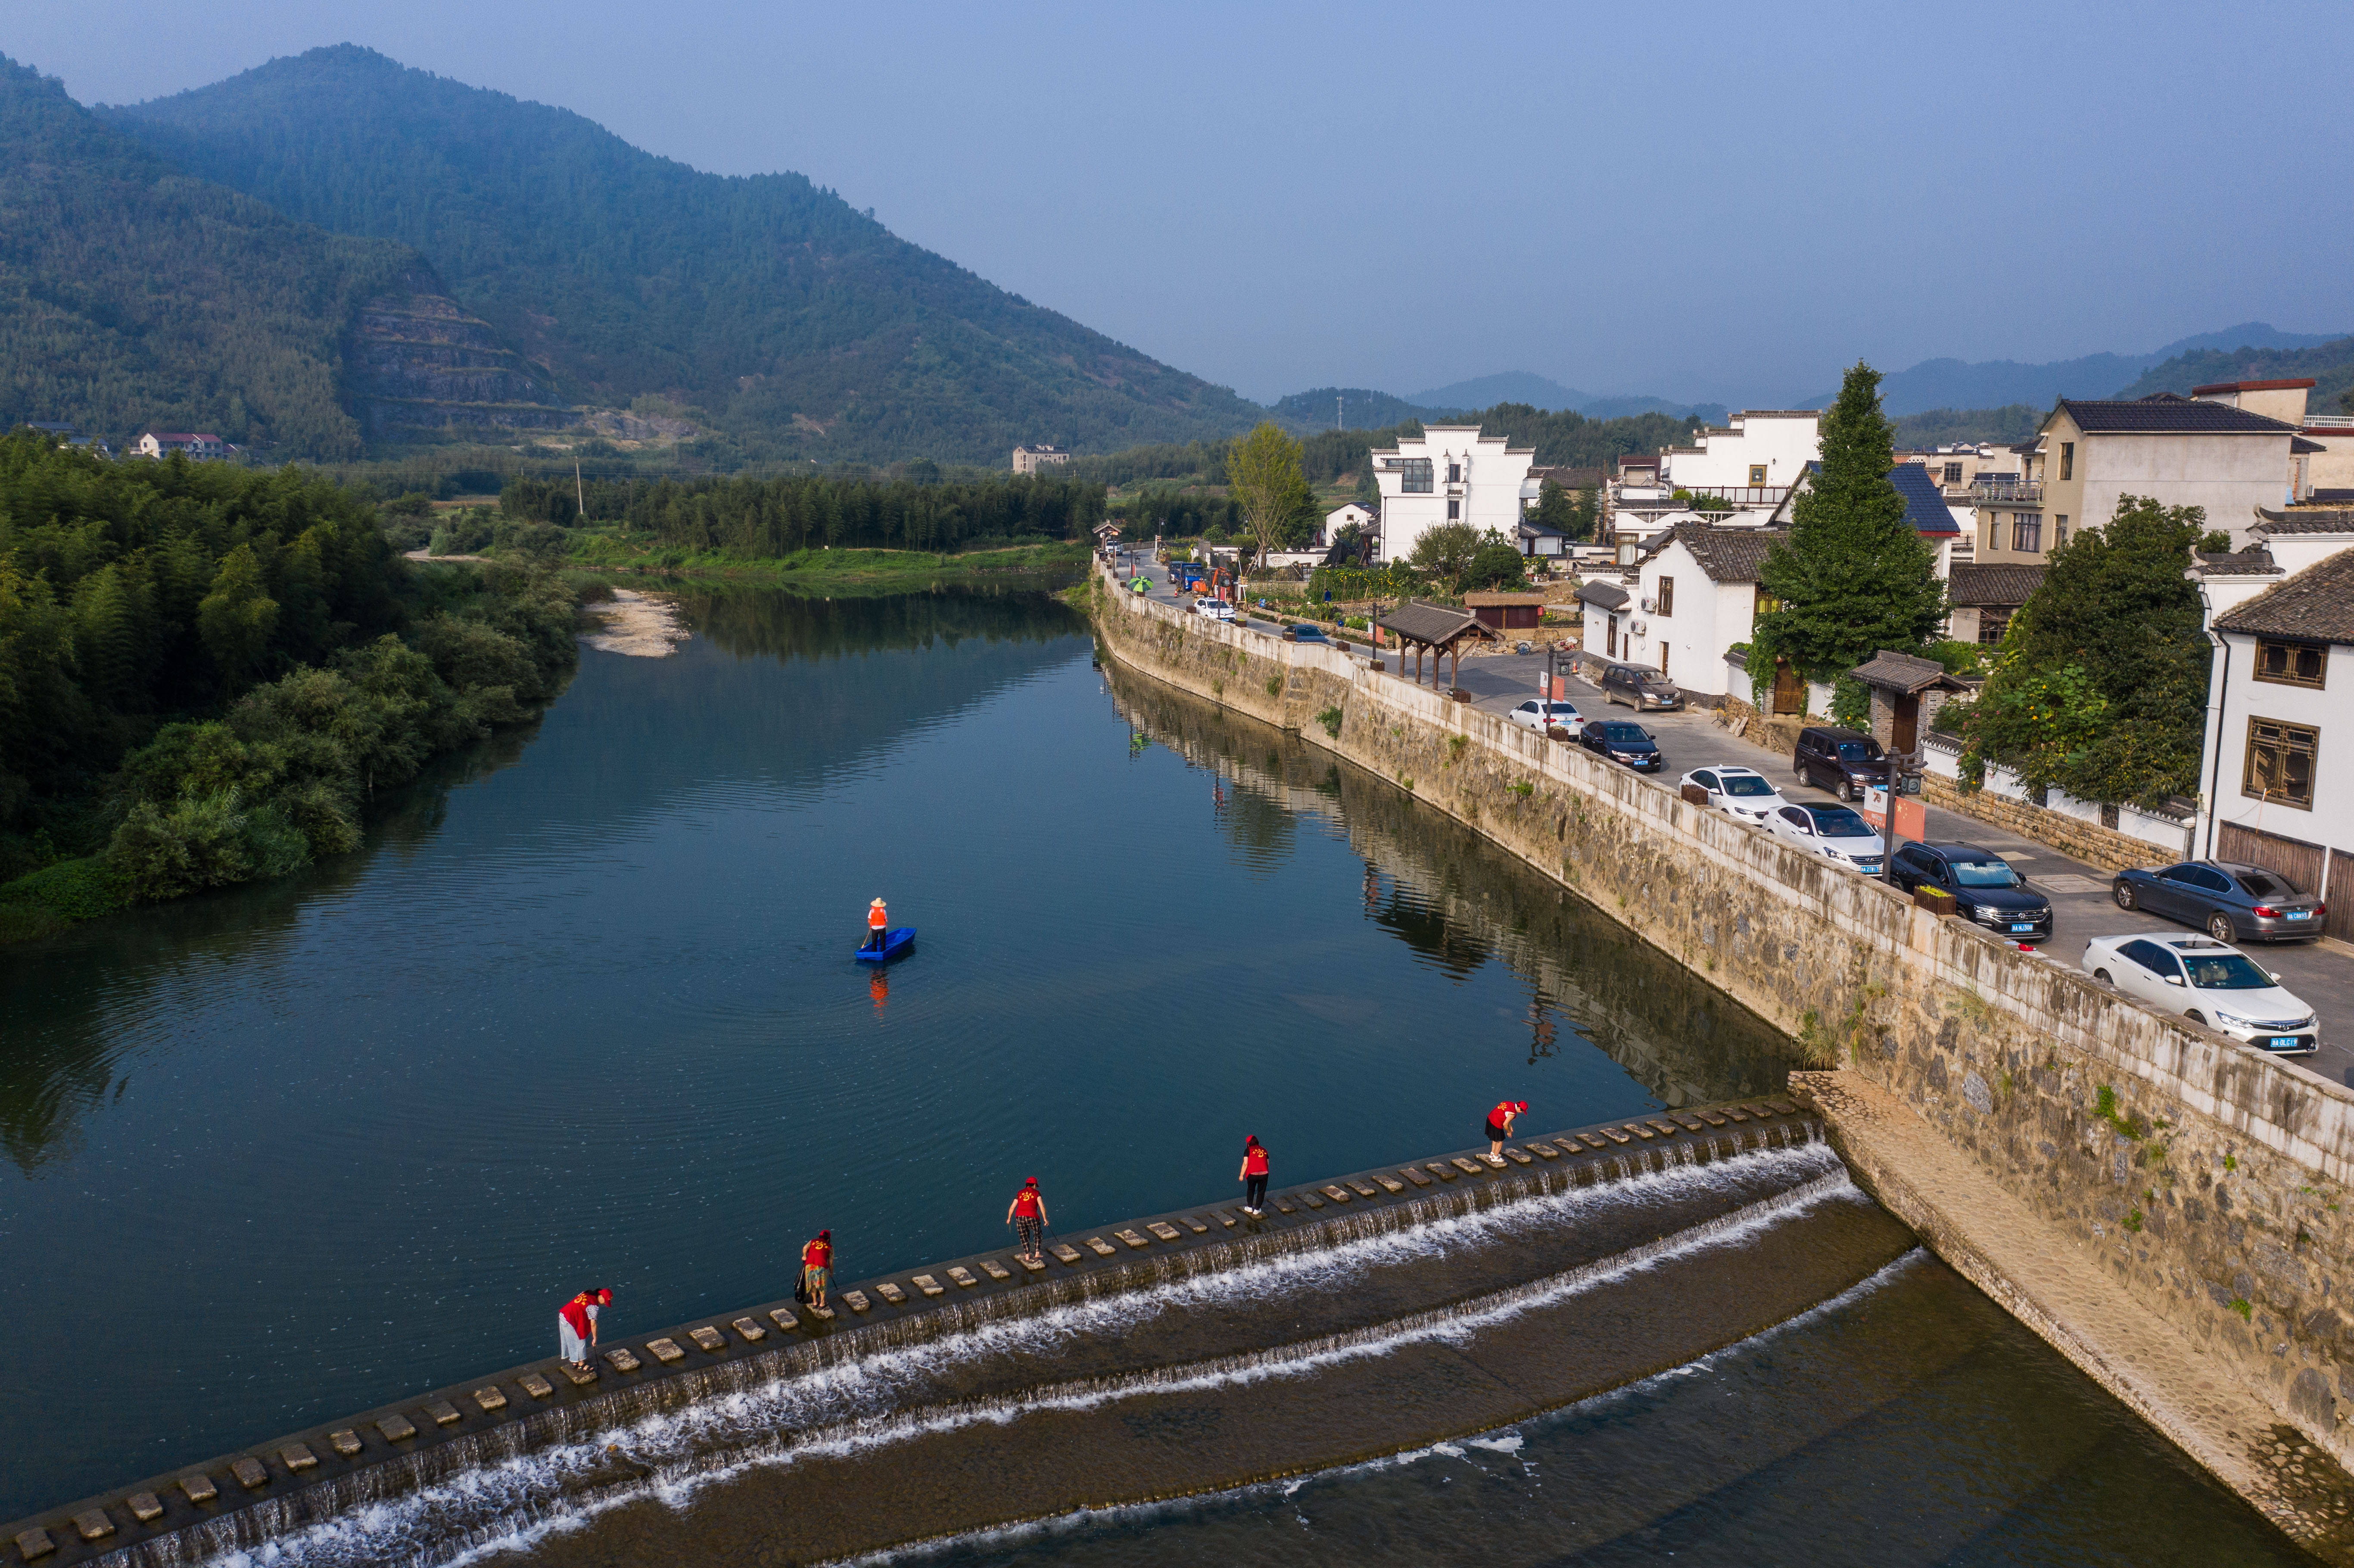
[1793,725,1887,802]
[1892,841,2053,943]
[1600,663,1681,711]
[2111,859,2327,944]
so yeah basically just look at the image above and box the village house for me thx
[136,431,227,460]
[1971,392,2306,564]
[1579,521,1787,703]
[1946,561,2046,645]
[1011,444,1071,475]
[1766,454,1965,575]
[2190,510,2354,939]
[1367,424,1535,566]
[1602,411,1818,550]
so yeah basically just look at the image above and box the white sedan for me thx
[1190,596,1234,622]
[1679,765,1789,824]
[1507,699,1584,737]
[2082,932,2318,1054]
[1766,802,1887,875]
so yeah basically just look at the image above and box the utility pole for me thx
[1337,394,1344,432]
[575,459,586,523]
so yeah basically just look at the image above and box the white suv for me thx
[1679,765,1788,824]
[1191,597,1234,622]
[1507,699,1583,736]
[1766,802,1887,875]
[2082,932,2318,1054]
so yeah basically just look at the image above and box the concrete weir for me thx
[5,1105,1822,1567]
[1087,564,2354,1557]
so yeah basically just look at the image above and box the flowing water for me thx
[0,586,2306,1564]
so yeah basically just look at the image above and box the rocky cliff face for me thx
[343,279,576,437]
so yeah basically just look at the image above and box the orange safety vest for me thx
[869,905,888,929]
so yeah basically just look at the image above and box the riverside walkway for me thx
[8,1100,1813,1565]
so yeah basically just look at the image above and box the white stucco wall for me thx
[2081,433,2296,546]
[1659,412,1820,492]
[1624,544,1759,698]
[1370,426,1535,565]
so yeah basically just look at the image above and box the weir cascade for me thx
[1088,563,2354,1557]
[1,1108,1877,1565]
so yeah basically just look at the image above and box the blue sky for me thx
[14,0,2351,406]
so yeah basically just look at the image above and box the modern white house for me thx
[136,431,227,460]
[1367,425,1536,565]
[1579,522,1786,702]
[1323,501,1377,539]
[1011,444,1071,475]
[1658,411,1819,502]
[2191,511,2354,937]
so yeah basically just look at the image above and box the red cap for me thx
[1023,1176,1037,1187]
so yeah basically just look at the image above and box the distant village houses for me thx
[137,431,228,460]
[1011,443,1070,476]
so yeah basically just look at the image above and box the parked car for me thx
[2110,859,2326,944]
[1792,725,1888,802]
[1766,802,1887,875]
[1892,841,2053,943]
[1599,663,1681,711]
[1283,623,1329,643]
[1580,719,1662,772]
[1191,597,1234,622]
[1678,765,1789,824]
[1508,698,1584,737]
[2082,933,2317,1054]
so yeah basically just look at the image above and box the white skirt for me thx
[559,1316,588,1363]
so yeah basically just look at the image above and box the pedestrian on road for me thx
[557,1288,610,1369]
[801,1229,833,1310]
[1487,1101,1527,1159]
[1006,1177,1049,1263]
[1239,1135,1270,1216]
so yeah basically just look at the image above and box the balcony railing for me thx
[1968,479,2042,504]
[1672,485,1790,507]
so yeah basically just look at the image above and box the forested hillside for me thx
[2111,336,2354,411]
[0,56,423,458]
[0,433,582,934]
[105,45,1265,465]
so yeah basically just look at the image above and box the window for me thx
[2053,515,2068,548]
[1659,644,1669,676]
[1693,771,1720,791]
[1657,577,1675,616]
[1607,615,1618,657]
[1748,464,1767,486]
[1398,458,1433,494]
[1977,610,2011,646]
[2255,638,2327,689]
[1446,462,1461,483]
[2011,513,2043,553]
[2245,718,2317,808]
[1753,587,1780,616]
[1942,462,1963,484]
[1446,498,1460,520]
[2059,442,2074,481]
[2120,939,2178,975]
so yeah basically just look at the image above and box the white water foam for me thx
[190,1142,1851,1568]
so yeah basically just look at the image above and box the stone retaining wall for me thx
[1917,772,2179,874]
[1090,564,2354,1500]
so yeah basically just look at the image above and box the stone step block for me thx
[558,1363,597,1387]
[807,1304,837,1320]
[328,1430,362,1457]
[688,1327,726,1352]
[1376,1174,1407,1191]
[1428,1163,1457,1181]
[1348,1180,1381,1196]
[733,1317,767,1341]
[768,1309,800,1332]
[231,1457,271,1489]
[1321,1185,1352,1202]
[1600,1128,1632,1144]
[979,1259,1012,1280]
[1300,1192,1326,1209]
[1630,1124,1657,1139]
[1084,1237,1117,1256]
[1575,1134,1607,1149]
[15,1528,53,1561]
[518,1373,555,1399]
[874,1282,907,1305]
[912,1275,946,1297]
[1481,1153,1507,1168]
[1504,1148,1534,1165]
[424,1400,461,1426]
[1052,1244,1083,1263]
[648,1338,688,1365]
[73,1510,113,1542]
[1530,1143,1560,1159]
[1146,1222,1182,1241]
[280,1444,318,1472]
[126,1494,162,1525]
[1402,1167,1433,1186]
[842,1291,872,1313]
[603,1348,641,1373]
[474,1386,509,1412]
[1182,1216,1210,1232]
[1452,1157,1485,1175]
[178,1475,217,1505]
[1018,1254,1049,1271]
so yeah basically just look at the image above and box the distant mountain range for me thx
[1405,372,1726,425]
[1803,324,2348,416]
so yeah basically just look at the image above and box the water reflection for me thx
[1102,657,1800,1107]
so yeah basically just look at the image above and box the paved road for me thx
[1105,553,2354,1081]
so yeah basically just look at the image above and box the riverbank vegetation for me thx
[0,434,584,941]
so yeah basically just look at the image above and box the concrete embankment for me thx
[6,1106,1828,1566]
[1088,565,2354,1555]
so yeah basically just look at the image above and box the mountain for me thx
[0,55,539,459]
[2111,336,2354,411]
[1267,387,1461,432]
[1816,323,2347,416]
[1407,372,1593,412]
[101,45,1263,465]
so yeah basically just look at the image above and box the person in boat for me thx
[1006,1177,1049,1264]
[864,897,889,951]
[1487,1100,1527,1159]
[801,1230,833,1310]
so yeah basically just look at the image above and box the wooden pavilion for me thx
[1376,601,1498,691]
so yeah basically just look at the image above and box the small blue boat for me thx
[855,927,916,963]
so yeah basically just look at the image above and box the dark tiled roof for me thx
[1848,649,1968,694]
[1656,521,1786,583]
[1575,580,1630,610]
[2292,436,2327,454]
[2213,547,2354,645]
[2191,378,2315,395]
[2058,397,2301,435]
[2194,547,2280,576]
[1376,601,1495,647]
[1530,465,1605,488]
[1947,562,2046,608]
[1887,462,1962,535]
[1462,591,1548,606]
[2256,508,2354,534]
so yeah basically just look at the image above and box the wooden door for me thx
[1893,692,1920,754]
[1771,662,1804,716]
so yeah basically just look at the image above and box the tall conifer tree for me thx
[1746,362,1945,711]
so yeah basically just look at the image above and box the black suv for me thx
[1892,842,2054,942]
[1793,726,1887,801]
[1581,719,1662,772]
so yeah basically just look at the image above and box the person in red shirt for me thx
[557,1287,610,1369]
[1238,1135,1270,1216]
[1005,1177,1049,1264]
[800,1230,833,1310]
[1486,1101,1527,1159]
[864,898,889,952]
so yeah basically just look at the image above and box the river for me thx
[0,585,2305,1563]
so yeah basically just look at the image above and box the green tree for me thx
[1533,479,1594,542]
[196,544,280,682]
[1964,495,2210,806]
[1746,363,1944,706]
[1464,530,1526,590]
[1226,422,1314,569]
[1407,522,1482,591]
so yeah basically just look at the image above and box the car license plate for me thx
[2010,922,2035,933]
[2271,1036,2303,1050]
[2287,911,2312,921]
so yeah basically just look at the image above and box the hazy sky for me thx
[15,1,2352,405]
